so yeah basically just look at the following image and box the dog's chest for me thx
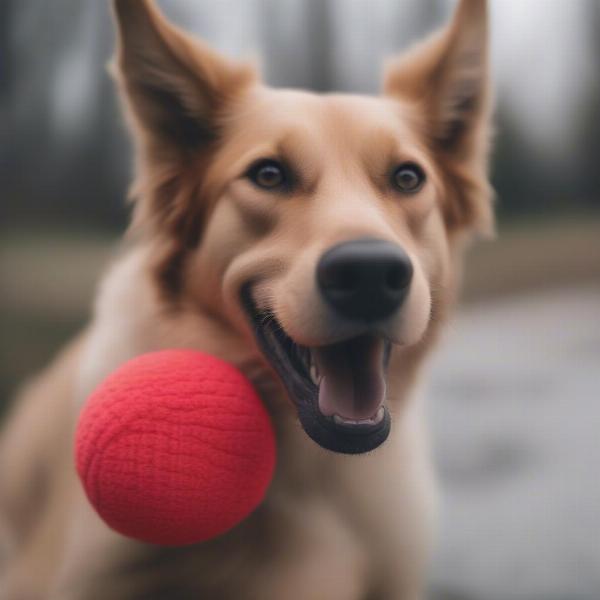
[183,428,432,600]
[118,494,385,600]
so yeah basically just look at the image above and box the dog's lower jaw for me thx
[241,289,396,454]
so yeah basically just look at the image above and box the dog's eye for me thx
[391,163,426,194]
[247,160,286,190]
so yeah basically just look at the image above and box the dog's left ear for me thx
[384,0,494,235]
[111,0,254,158]
[110,0,257,260]
[110,1,257,295]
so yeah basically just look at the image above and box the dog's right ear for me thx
[111,0,254,157]
[384,0,494,236]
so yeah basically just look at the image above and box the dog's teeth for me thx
[309,364,320,385]
[308,350,321,385]
[332,408,385,427]
[373,406,385,424]
[333,415,364,426]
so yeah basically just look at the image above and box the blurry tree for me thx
[578,0,600,208]
[259,0,334,90]
[3,0,130,229]
[304,0,334,91]
[492,106,540,218]
[0,1,14,102]
[493,100,597,220]
[1,1,14,224]
[409,0,447,34]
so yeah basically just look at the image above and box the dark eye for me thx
[391,163,426,194]
[247,159,286,190]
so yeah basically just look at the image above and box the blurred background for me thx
[1,0,599,598]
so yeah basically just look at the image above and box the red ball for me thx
[75,350,276,546]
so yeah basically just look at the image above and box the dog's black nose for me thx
[317,238,413,321]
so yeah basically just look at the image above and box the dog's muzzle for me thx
[242,238,412,455]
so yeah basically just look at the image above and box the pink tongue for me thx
[315,336,386,421]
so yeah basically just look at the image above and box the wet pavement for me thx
[428,284,600,600]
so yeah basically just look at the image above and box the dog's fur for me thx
[0,1,493,598]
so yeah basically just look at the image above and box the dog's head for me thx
[112,0,493,454]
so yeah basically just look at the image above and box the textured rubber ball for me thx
[75,350,276,546]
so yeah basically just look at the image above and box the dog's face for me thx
[113,0,493,454]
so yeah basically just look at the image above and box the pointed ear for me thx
[111,0,255,156]
[110,1,257,298]
[384,0,493,235]
[385,0,491,154]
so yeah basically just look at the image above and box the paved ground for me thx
[428,284,600,600]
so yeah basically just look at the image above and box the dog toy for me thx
[75,350,276,546]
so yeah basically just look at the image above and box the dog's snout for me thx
[317,238,413,321]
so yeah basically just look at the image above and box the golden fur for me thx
[0,1,493,598]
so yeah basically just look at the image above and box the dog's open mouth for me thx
[242,288,391,454]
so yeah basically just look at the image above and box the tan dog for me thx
[0,0,493,598]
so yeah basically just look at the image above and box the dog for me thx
[0,0,493,598]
